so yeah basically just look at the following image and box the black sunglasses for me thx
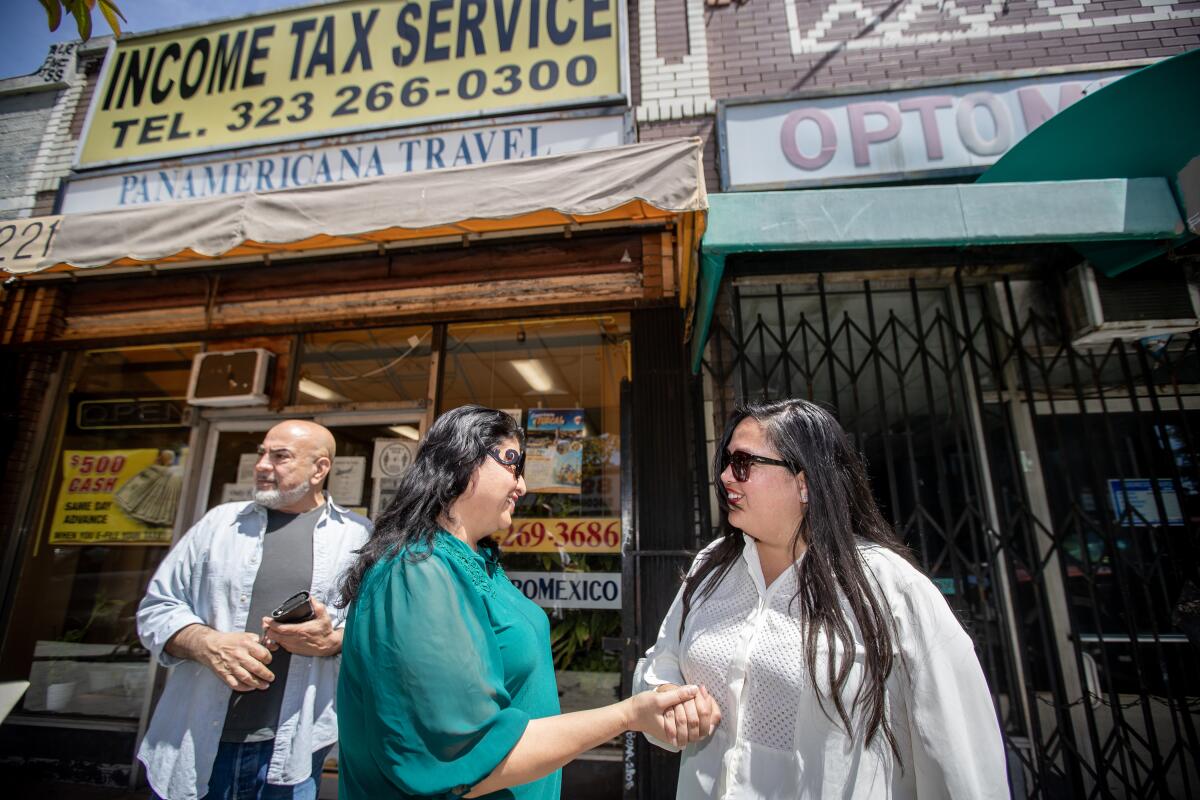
[723,449,793,482]
[487,447,526,479]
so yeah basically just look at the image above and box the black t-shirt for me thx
[221,505,318,743]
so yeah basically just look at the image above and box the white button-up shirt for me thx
[136,497,371,800]
[635,536,1008,799]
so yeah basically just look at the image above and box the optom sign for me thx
[63,114,625,213]
[78,0,625,167]
[719,69,1128,191]
[508,571,621,610]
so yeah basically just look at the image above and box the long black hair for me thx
[681,398,910,756]
[336,404,522,607]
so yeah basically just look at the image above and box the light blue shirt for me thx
[136,496,371,800]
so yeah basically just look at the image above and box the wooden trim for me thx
[2,286,24,346]
[661,231,676,297]
[425,324,447,432]
[23,288,45,344]
[44,231,656,345]
[58,271,647,342]
[641,233,663,299]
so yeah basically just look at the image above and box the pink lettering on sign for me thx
[846,102,902,167]
[779,108,837,171]
[957,92,1013,156]
[898,95,953,161]
[1017,83,1089,133]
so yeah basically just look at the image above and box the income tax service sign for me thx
[78,0,625,167]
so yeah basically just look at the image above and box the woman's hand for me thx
[654,683,721,747]
[657,686,720,748]
[626,684,722,747]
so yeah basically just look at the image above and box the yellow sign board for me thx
[79,0,624,166]
[48,449,183,546]
[495,517,621,553]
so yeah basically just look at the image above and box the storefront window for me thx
[442,315,630,715]
[202,420,424,522]
[296,326,433,404]
[0,345,198,720]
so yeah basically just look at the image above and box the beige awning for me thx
[3,138,706,294]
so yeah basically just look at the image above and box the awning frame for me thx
[691,176,1186,371]
[4,138,707,273]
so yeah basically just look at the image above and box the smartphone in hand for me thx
[271,590,316,624]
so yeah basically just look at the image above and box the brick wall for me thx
[656,0,693,64]
[0,42,87,220]
[702,0,1199,98]
[635,0,717,121]
[634,0,1200,168]
[639,116,721,192]
[0,90,58,219]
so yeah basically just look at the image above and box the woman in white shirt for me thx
[636,398,1009,799]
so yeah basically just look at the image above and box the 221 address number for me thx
[0,217,61,267]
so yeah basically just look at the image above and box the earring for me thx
[800,491,809,503]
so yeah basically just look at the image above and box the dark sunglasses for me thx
[487,447,526,479]
[723,449,793,482]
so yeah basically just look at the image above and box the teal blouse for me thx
[338,531,561,799]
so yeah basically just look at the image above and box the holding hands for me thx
[625,683,722,748]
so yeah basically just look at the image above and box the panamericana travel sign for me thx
[78,0,625,167]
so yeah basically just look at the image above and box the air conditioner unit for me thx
[1062,262,1200,346]
[186,349,273,407]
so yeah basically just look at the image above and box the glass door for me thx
[193,411,426,524]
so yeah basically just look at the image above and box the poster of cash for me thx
[524,409,585,494]
[49,448,187,545]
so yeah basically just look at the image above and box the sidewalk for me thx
[5,779,148,799]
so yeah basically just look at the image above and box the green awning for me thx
[978,49,1200,276]
[691,52,1198,372]
[690,178,1185,371]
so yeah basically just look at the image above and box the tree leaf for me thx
[39,0,63,32]
[99,1,123,36]
[71,1,93,42]
[101,0,127,23]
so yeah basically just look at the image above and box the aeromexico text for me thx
[508,571,620,610]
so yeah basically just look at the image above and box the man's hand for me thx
[196,629,274,692]
[165,624,274,692]
[653,683,722,747]
[260,598,342,657]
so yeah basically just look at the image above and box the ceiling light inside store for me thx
[298,378,348,402]
[388,425,420,440]
[511,359,565,395]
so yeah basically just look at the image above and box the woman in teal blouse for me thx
[336,405,719,799]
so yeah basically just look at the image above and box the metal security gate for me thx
[699,271,1200,798]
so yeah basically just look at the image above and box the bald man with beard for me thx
[136,420,372,800]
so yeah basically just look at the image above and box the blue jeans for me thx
[154,740,333,800]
